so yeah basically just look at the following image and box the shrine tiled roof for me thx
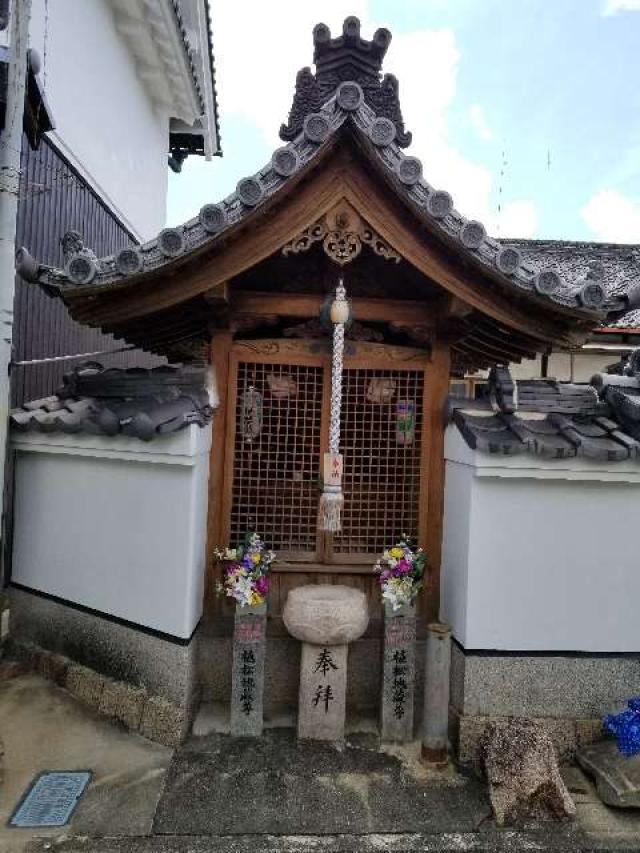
[450,359,640,462]
[15,17,631,326]
[502,239,640,331]
[10,365,213,442]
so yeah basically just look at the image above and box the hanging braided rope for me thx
[319,276,348,532]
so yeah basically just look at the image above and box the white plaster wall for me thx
[442,426,640,653]
[441,461,472,642]
[29,0,168,240]
[509,352,617,383]
[11,425,211,638]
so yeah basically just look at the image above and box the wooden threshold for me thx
[274,560,376,575]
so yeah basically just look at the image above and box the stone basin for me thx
[283,585,369,645]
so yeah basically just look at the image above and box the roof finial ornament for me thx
[60,230,99,286]
[280,16,411,147]
[577,260,608,310]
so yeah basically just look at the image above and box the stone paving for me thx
[3,674,640,853]
[0,675,171,853]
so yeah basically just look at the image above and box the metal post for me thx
[0,0,31,572]
[421,622,451,767]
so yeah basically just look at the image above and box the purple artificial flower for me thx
[255,575,269,596]
[395,559,411,575]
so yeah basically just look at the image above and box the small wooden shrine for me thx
[18,17,620,620]
[14,17,637,742]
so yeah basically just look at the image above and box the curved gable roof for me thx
[16,17,631,361]
[20,85,608,316]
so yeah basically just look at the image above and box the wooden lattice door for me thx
[330,366,425,563]
[223,341,429,567]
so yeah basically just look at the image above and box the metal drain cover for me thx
[10,771,91,828]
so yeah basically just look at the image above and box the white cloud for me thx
[602,0,640,15]
[469,104,493,141]
[389,31,537,236]
[490,200,538,238]
[212,0,371,146]
[580,189,640,243]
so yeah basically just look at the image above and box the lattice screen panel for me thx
[333,368,424,556]
[230,361,323,556]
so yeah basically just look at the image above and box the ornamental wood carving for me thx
[232,338,429,363]
[282,201,401,267]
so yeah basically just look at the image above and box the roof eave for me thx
[17,84,610,355]
[110,0,203,124]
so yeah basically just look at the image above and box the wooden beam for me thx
[471,327,538,358]
[451,342,491,370]
[205,330,233,612]
[229,291,436,326]
[445,295,474,319]
[474,318,544,353]
[422,340,451,626]
[203,281,229,304]
[460,334,525,364]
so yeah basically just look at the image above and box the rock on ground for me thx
[481,718,576,826]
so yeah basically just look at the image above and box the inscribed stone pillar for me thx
[282,585,369,743]
[298,642,348,741]
[230,602,266,737]
[380,601,416,742]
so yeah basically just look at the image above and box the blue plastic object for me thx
[10,771,91,828]
[604,698,640,758]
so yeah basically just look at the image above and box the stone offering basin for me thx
[283,585,369,645]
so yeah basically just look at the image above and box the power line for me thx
[13,345,135,367]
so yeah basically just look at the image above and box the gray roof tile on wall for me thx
[450,359,640,462]
[10,364,213,442]
[502,239,640,329]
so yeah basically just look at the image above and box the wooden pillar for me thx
[205,329,233,606]
[423,340,451,625]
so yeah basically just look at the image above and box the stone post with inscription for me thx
[299,643,348,740]
[283,585,368,742]
[380,601,416,742]
[230,602,267,737]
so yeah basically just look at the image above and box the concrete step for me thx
[24,829,603,853]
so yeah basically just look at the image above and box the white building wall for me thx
[28,0,168,240]
[11,425,211,639]
[508,352,619,383]
[441,426,640,654]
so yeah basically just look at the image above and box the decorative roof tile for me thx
[15,18,617,327]
[10,364,213,442]
[501,239,640,329]
[450,359,640,462]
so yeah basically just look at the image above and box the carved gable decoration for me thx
[283,202,401,267]
[280,16,411,148]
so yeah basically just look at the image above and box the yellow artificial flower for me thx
[250,591,264,606]
[390,547,404,559]
[251,552,261,565]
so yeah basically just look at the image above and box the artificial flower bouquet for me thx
[604,697,640,757]
[374,535,426,611]
[215,532,275,608]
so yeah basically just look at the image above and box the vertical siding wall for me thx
[13,134,164,406]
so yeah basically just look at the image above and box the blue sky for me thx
[167,0,640,243]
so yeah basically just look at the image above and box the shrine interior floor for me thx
[3,675,640,852]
